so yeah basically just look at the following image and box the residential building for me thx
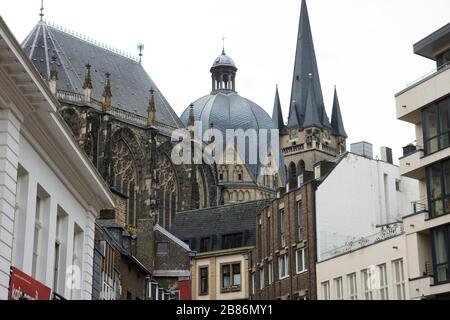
[249,177,317,300]
[171,200,271,300]
[0,17,114,300]
[396,22,450,299]
[316,148,419,262]
[316,225,409,300]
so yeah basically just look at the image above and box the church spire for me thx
[49,53,58,95]
[302,74,322,129]
[102,72,112,110]
[82,63,93,102]
[288,0,327,129]
[272,85,285,130]
[147,88,156,126]
[330,87,347,138]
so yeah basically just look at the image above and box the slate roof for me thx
[330,88,347,138]
[272,86,285,130]
[288,0,331,130]
[22,21,184,129]
[170,199,272,253]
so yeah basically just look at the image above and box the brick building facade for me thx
[249,179,317,300]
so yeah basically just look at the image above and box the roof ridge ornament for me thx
[221,35,227,55]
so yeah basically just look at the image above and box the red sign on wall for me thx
[8,267,51,300]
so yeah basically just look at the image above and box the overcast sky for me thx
[1,0,450,163]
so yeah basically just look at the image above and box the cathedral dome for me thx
[180,91,273,136]
[211,51,236,69]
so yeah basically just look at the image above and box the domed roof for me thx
[181,91,282,182]
[181,91,273,136]
[212,50,236,69]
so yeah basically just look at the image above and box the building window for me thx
[426,159,450,218]
[322,281,330,300]
[278,254,289,279]
[156,242,169,255]
[259,267,264,290]
[378,264,389,300]
[32,196,43,279]
[295,248,308,274]
[221,263,241,291]
[432,225,450,283]
[361,268,374,300]
[392,259,406,300]
[200,237,210,252]
[289,162,297,179]
[296,201,302,240]
[268,262,273,285]
[222,233,243,250]
[279,208,286,248]
[334,277,343,300]
[395,179,401,192]
[347,273,358,300]
[422,97,450,155]
[199,267,209,295]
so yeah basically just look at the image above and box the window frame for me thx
[322,281,330,300]
[279,208,286,248]
[296,201,303,241]
[278,254,289,280]
[199,266,209,296]
[156,242,169,255]
[392,259,406,300]
[295,248,308,274]
[426,159,450,218]
[431,224,450,284]
[267,261,273,285]
[220,262,241,292]
[377,263,389,300]
[347,273,358,300]
[422,97,450,156]
[361,268,374,300]
[259,267,264,290]
[334,277,344,300]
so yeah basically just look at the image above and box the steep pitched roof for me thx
[22,21,184,129]
[330,87,347,138]
[288,0,330,130]
[271,86,285,130]
[170,199,272,253]
[302,78,322,128]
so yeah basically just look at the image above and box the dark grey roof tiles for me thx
[302,78,323,128]
[288,0,330,130]
[22,21,184,129]
[272,86,285,130]
[170,199,272,252]
[330,88,347,138]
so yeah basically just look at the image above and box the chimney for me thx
[350,141,373,159]
[380,146,393,164]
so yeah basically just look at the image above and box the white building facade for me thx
[316,228,409,300]
[316,151,419,262]
[0,17,114,300]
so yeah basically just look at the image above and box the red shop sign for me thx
[8,267,51,300]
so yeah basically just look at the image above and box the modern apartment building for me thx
[396,22,450,299]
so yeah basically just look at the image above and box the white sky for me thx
[1,0,450,163]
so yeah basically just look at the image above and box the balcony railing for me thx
[397,61,450,96]
[321,223,404,261]
[402,139,424,158]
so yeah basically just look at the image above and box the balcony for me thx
[396,62,450,124]
[400,140,450,179]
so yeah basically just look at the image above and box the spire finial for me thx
[147,88,156,126]
[221,35,227,54]
[39,0,44,21]
[102,72,112,110]
[137,43,144,64]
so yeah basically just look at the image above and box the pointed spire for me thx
[82,63,93,89]
[272,85,285,130]
[302,74,322,128]
[331,86,347,138]
[147,88,156,126]
[188,103,195,138]
[288,0,328,129]
[49,54,58,95]
[288,100,300,127]
[102,72,112,110]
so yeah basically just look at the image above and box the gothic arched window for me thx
[289,162,297,180]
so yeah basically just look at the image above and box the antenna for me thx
[137,43,144,64]
[39,0,44,21]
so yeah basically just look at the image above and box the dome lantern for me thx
[210,49,238,93]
